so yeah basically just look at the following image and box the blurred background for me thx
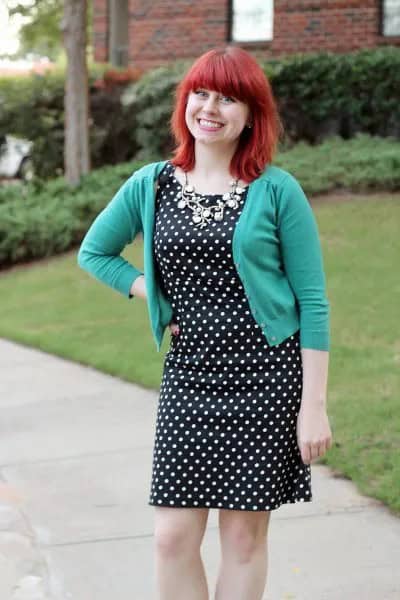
[0,2,399,598]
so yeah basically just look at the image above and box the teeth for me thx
[199,119,223,128]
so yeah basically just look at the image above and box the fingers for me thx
[300,437,332,465]
[169,322,180,336]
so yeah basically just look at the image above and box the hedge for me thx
[0,161,144,266]
[1,47,399,179]
[1,134,399,269]
[126,47,400,159]
[0,66,140,179]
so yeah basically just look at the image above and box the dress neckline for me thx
[165,160,249,198]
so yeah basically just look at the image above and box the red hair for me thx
[170,46,282,183]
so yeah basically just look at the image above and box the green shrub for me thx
[121,60,191,161]
[122,47,400,159]
[0,66,139,179]
[0,161,145,267]
[1,135,399,269]
[274,134,400,195]
[2,48,399,178]
[271,47,400,143]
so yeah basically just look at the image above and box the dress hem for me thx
[147,497,313,512]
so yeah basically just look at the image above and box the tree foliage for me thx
[7,0,63,59]
[5,0,92,60]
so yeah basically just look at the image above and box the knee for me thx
[154,526,196,560]
[224,524,267,564]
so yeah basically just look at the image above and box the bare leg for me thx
[214,509,271,600]
[153,506,210,600]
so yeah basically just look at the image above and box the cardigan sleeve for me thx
[276,174,330,351]
[77,174,144,298]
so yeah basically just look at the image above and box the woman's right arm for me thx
[129,274,147,299]
[77,175,144,299]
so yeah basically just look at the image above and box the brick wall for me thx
[273,0,382,54]
[93,0,108,62]
[93,0,400,70]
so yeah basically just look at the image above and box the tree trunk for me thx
[62,0,90,186]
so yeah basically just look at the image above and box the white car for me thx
[0,134,34,181]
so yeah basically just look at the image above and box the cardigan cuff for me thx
[300,329,330,351]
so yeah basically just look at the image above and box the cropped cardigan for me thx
[77,160,330,352]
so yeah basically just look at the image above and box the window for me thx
[230,0,274,43]
[382,0,400,36]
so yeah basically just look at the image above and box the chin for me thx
[194,134,220,144]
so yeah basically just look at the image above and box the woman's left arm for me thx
[298,348,333,465]
[276,173,333,464]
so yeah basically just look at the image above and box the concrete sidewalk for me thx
[0,338,399,600]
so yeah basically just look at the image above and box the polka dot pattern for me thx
[148,161,312,512]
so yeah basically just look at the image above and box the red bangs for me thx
[170,47,282,183]
[184,52,250,102]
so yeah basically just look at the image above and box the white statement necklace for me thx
[176,171,246,229]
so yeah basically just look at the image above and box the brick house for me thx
[93,0,400,71]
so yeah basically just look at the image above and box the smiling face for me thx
[185,88,251,150]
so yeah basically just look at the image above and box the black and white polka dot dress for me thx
[148,161,312,512]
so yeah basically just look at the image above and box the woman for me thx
[78,46,332,600]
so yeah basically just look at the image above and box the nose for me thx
[203,93,219,113]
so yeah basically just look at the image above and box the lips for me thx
[197,118,224,130]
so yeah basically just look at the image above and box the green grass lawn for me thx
[0,193,399,515]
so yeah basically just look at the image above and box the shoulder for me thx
[256,164,301,191]
[255,165,312,220]
[109,160,168,212]
[130,160,168,183]
[115,160,169,203]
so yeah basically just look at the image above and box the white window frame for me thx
[230,0,274,43]
[382,0,400,36]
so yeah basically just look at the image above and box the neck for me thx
[191,141,237,178]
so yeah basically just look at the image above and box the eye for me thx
[221,95,235,104]
[194,89,207,97]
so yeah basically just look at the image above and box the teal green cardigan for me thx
[77,160,330,352]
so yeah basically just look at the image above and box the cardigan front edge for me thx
[77,160,330,353]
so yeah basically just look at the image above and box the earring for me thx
[246,123,253,129]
